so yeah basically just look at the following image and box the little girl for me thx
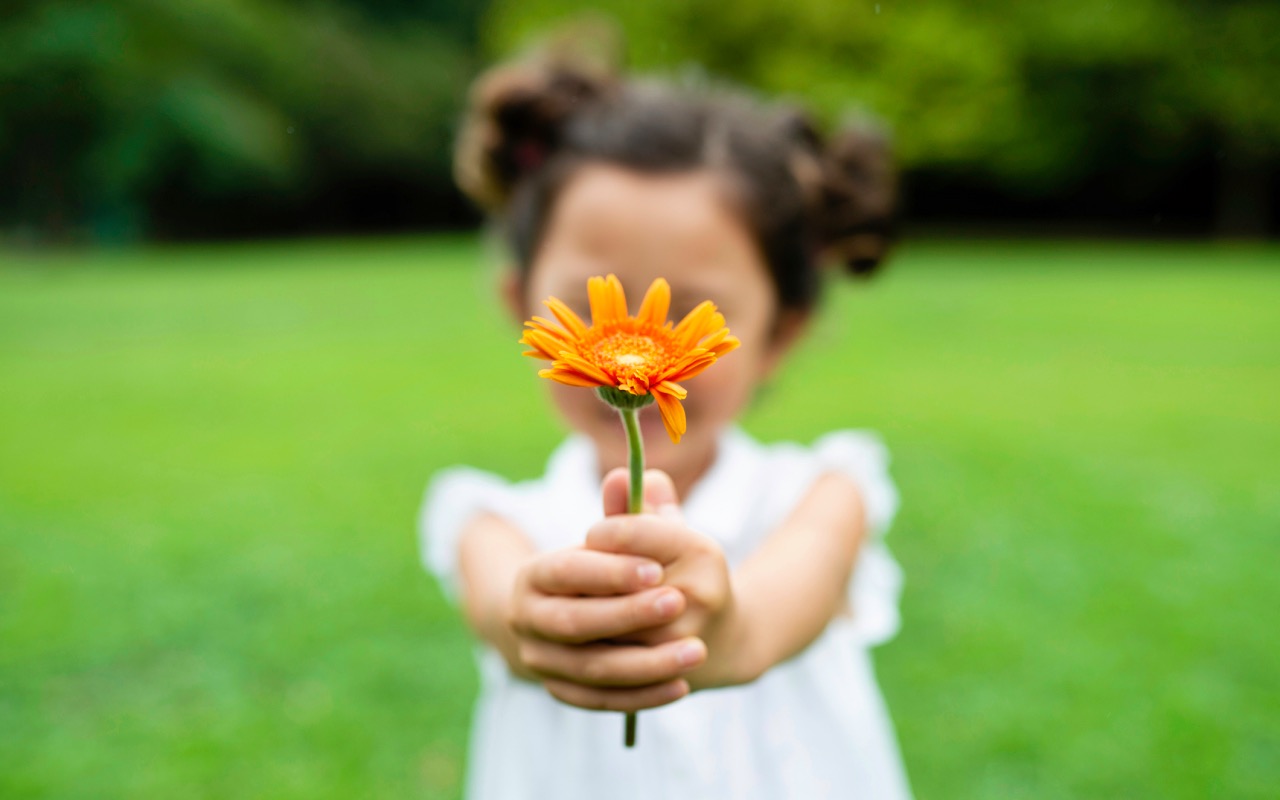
[422,55,910,799]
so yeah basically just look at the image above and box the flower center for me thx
[590,328,674,393]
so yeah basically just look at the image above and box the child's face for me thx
[520,164,800,491]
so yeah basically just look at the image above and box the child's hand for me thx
[505,541,708,711]
[585,469,743,692]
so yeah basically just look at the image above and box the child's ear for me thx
[499,270,527,323]
[761,309,810,379]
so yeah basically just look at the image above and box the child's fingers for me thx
[602,468,682,518]
[521,636,707,687]
[543,677,690,713]
[514,586,685,643]
[586,513,715,565]
[527,549,664,596]
[601,620,692,647]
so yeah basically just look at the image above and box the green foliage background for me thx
[2,237,1278,797]
[3,1,1278,239]
[1,0,481,239]
[487,1,1280,183]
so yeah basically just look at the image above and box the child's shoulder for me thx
[733,427,900,534]
[752,428,893,472]
[419,436,600,597]
[423,435,596,516]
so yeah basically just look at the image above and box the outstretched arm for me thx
[455,512,536,676]
[724,471,866,683]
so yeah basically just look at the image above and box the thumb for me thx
[600,468,683,519]
[641,469,682,519]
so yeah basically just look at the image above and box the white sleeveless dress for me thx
[421,427,912,799]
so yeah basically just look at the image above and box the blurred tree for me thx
[0,0,483,242]
[3,0,1275,241]
[484,0,1280,235]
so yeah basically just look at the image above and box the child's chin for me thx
[639,409,702,461]
[636,404,687,447]
[588,401,702,471]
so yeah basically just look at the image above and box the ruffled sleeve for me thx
[419,466,518,604]
[813,431,900,538]
[812,431,905,647]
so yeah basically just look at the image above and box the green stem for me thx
[620,407,644,515]
[619,407,643,748]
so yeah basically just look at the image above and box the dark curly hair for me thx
[454,57,898,314]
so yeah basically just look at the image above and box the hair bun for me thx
[813,122,898,277]
[454,60,616,211]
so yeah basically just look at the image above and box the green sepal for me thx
[595,386,655,411]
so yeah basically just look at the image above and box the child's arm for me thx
[586,468,865,691]
[718,470,865,683]
[455,512,708,710]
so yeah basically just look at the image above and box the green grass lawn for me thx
[2,237,1277,798]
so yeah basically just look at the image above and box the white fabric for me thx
[420,427,912,800]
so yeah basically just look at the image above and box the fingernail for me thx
[654,591,681,616]
[676,640,705,667]
[658,503,682,520]
[636,563,662,586]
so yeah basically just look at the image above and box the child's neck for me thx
[594,430,722,505]
[667,440,719,503]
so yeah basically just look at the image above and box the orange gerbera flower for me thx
[520,274,740,443]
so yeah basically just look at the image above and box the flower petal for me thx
[659,349,717,383]
[556,352,615,385]
[694,327,741,357]
[695,311,728,345]
[544,297,588,338]
[654,390,687,444]
[539,367,606,388]
[698,328,731,349]
[589,274,628,326]
[672,300,712,336]
[708,335,740,357]
[607,274,629,319]
[636,278,671,327]
[672,301,725,349]
[656,380,687,400]
[587,276,611,327]
[529,316,572,342]
[523,317,572,341]
[619,376,648,395]
[520,329,570,360]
